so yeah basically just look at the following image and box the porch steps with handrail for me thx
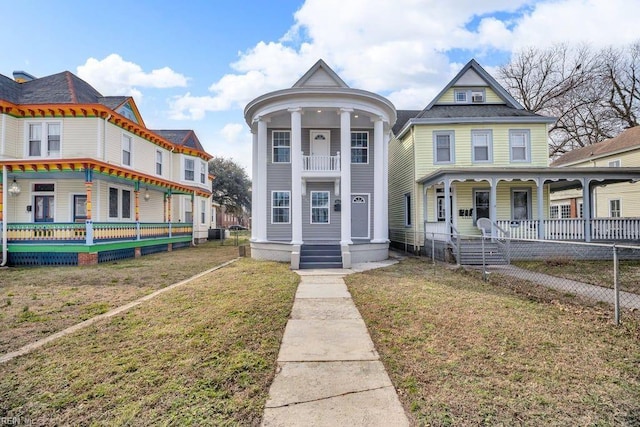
[458,240,509,265]
[299,244,343,269]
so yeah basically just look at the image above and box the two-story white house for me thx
[0,70,213,266]
[244,60,396,269]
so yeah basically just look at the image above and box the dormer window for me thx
[454,88,485,104]
[454,90,467,103]
[471,90,485,103]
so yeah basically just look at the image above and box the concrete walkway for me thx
[487,264,640,310]
[261,261,409,427]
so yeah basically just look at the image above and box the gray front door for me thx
[351,195,369,239]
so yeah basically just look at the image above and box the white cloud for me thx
[77,54,188,101]
[169,0,640,119]
[204,123,253,176]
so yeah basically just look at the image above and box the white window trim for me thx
[271,190,291,224]
[509,129,531,163]
[608,159,621,167]
[454,89,468,103]
[549,205,559,219]
[511,188,532,221]
[471,129,493,163]
[454,88,485,104]
[108,185,133,221]
[609,198,622,217]
[121,133,133,168]
[25,121,63,158]
[156,150,163,176]
[183,155,196,182]
[351,131,369,164]
[272,130,291,164]
[310,191,330,224]
[433,131,455,164]
[200,161,206,184]
[404,192,412,227]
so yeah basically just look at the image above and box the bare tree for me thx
[499,42,640,157]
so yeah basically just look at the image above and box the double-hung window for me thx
[434,131,454,164]
[156,150,163,175]
[509,130,530,162]
[512,189,531,220]
[28,122,61,157]
[272,191,290,224]
[201,200,206,224]
[108,187,132,220]
[610,199,621,217]
[404,193,412,226]
[184,158,195,181]
[351,132,368,163]
[200,162,206,184]
[608,159,621,167]
[122,134,132,166]
[311,191,329,224]
[272,131,291,163]
[471,130,492,162]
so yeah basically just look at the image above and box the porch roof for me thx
[1,158,211,197]
[416,166,640,191]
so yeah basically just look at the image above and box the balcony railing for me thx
[302,153,341,172]
[2,222,192,244]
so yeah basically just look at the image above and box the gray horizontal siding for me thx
[267,128,292,241]
[303,182,341,241]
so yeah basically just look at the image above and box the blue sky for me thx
[1,0,638,175]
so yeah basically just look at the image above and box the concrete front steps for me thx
[300,244,343,269]
[458,240,509,265]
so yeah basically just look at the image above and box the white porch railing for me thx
[424,221,449,241]
[496,218,640,241]
[302,154,340,172]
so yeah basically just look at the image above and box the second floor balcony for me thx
[301,152,341,178]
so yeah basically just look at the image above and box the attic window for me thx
[471,90,485,103]
[454,90,467,103]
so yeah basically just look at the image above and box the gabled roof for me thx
[551,126,640,167]
[421,59,523,112]
[153,129,205,152]
[292,59,349,88]
[392,110,421,135]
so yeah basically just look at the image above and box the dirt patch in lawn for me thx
[0,258,298,426]
[0,242,239,354]
[514,259,640,295]
[346,259,640,426]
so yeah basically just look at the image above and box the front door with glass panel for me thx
[310,130,330,156]
[34,195,54,222]
[74,195,87,223]
[473,189,490,225]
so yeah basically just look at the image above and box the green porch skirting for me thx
[6,236,192,266]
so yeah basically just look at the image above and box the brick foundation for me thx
[167,243,173,252]
[135,247,142,258]
[78,252,98,265]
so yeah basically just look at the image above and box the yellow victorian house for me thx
[389,60,640,263]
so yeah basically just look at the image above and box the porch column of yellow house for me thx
[583,178,592,242]
[490,178,498,238]
[444,178,451,242]
[537,178,545,239]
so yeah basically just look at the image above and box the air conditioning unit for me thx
[472,94,484,103]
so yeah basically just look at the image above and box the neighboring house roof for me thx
[153,129,206,152]
[393,110,421,135]
[551,126,640,167]
[98,96,130,110]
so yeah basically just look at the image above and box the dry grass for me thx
[346,259,640,426]
[514,259,640,295]
[0,242,239,354]
[0,258,298,426]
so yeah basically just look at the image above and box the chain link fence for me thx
[397,230,640,325]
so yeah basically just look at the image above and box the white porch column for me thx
[444,178,451,241]
[253,118,268,242]
[372,118,385,242]
[340,108,353,245]
[251,129,258,238]
[583,178,592,242]
[289,108,303,245]
[537,178,545,239]
[490,178,498,238]
[382,130,390,241]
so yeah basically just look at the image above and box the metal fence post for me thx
[613,243,620,325]
[482,235,487,281]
